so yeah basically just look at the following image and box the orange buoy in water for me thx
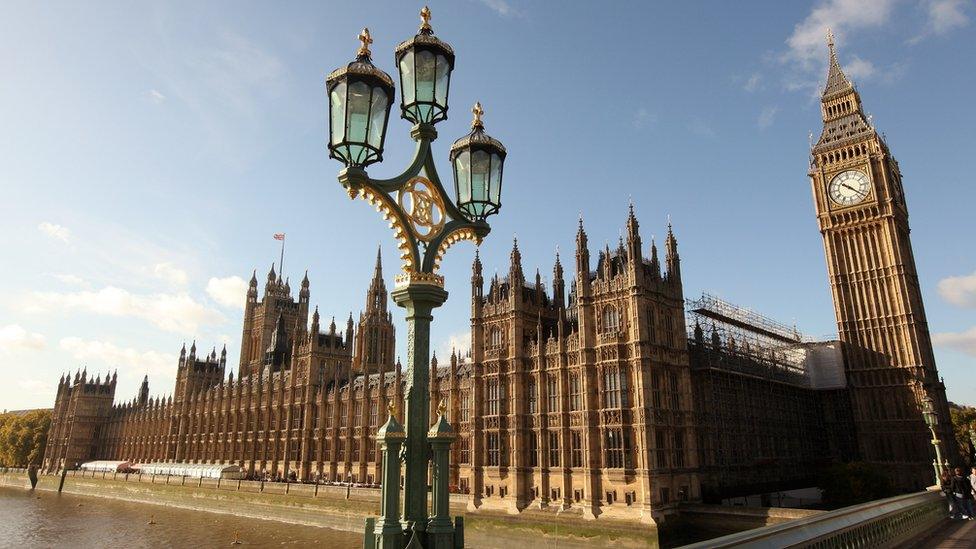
[148,514,157,525]
[231,531,242,545]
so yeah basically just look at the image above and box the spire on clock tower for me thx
[814,29,874,153]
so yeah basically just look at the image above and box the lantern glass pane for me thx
[471,150,490,202]
[455,151,471,204]
[434,54,449,107]
[329,81,346,146]
[489,153,502,205]
[399,50,415,105]
[347,81,370,162]
[415,50,436,121]
[368,86,388,148]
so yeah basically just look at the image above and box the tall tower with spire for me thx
[238,263,310,378]
[808,30,953,489]
[356,246,396,375]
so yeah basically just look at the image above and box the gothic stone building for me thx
[43,40,954,522]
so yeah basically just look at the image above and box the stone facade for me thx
[41,42,954,522]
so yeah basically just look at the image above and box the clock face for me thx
[828,170,870,206]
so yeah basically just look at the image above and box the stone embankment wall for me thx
[0,469,658,548]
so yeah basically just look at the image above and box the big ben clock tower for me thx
[808,31,954,489]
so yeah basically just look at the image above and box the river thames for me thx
[0,486,361,548]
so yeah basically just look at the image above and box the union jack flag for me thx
[273,233,285,241]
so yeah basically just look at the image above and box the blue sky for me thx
[1,0,974,410]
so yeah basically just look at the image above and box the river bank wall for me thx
[0,469,657,548]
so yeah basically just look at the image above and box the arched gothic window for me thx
[602,305,621,333]
[488,326,503,349]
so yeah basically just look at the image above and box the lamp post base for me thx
[391,282,449,535]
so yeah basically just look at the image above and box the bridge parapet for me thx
[680,487,944,548]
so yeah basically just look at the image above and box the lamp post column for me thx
[929,428,944,486]
[392,282,449,532]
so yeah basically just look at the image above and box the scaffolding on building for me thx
[686,293,811,386]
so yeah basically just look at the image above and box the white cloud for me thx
[924,0,970,34]
[780,0,897,94]
[206,276,248,309]
[743,73,762,92]
[60,337,175,380]
[758,105,780,130]
[38,221,71,243]
[53,273,86,287]
[153,262,188,286]
[938,271,976,308]
[785,0,896,68]
[633,107,656,129]
[478,0,521,17]
[0,324,46,354]
[28,287,224,335]
[148,89,167,104]
[933,327,976,356]
[437,330,471,361]
[843,55,876,80]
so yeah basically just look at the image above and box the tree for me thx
[949,402,976,465]
[818,462,894,508]
[0,410,52,467]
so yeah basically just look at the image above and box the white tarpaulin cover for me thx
[132,462,243,479]
[79,460,132,472]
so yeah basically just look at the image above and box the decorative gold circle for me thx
[398,176,445,242]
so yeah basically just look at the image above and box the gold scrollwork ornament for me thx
[398,176,445,242]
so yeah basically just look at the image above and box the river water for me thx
[0,486,361,548]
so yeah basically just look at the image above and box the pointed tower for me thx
[509,237,524,287]
[808,29,953,489]
[552,248,565,308]
[138,375,149,406]
[357,246,395,376]
[575,216,591,298]
[664,221,680,283]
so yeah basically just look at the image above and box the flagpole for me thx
[279,235,285,277]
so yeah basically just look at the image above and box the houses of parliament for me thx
[42,39,956,523]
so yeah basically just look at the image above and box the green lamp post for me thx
[921,395,944,486]
[326,8,506,549]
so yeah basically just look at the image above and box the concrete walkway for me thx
[908,518,976,548]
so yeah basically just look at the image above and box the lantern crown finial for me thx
[471,102,484,130]
[420,6,433,34]
[388,399,395,418]
[438,398,447,415]
[357,27,373,59]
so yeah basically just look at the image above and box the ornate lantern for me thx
[326,28,395,168]
[922,395,937,428]
[395,7,455,125]
[450,103,506,221]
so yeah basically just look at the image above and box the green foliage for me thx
[0,410,52,467]
[818,462,895,507]
[949,403,976,463]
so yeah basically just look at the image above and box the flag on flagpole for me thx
[273,233,285,241]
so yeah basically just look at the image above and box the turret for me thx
[552,249,565,308]
[139,374,149,406]
[346,313,354,344]
[575,216,591,296]
[220,344,227,367]
[472,249,484,310]
[665,221,680,283]
[311,306,321,334]
[248,270,258,302]
[300,270,310,303]
[509,237,524,287]
[265,263,277,294]
[649,237,661,280]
